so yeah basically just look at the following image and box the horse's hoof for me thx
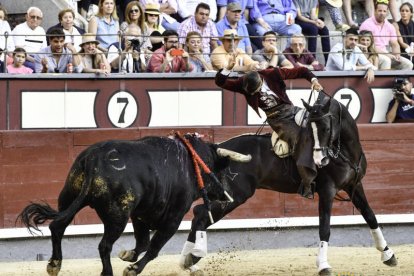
[122,265,137,276]
[383,254,398,267]
[318,268,332,276]
[118,250,137,262]
[184,253,202,268]
[46,259,61,276]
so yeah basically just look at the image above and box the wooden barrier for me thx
[1,125,414,229]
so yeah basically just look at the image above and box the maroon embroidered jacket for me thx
[215,67,316,117]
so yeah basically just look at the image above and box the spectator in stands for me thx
[0,6,15,56]
[7,48,33,74]
[283,33,324,71]
[318,0,350,31]
[326,28,376,83]
[33,28,82,73]
[393,2,414,61]
[358,30,380,69]
[211,29,259,72]
[177,0,218,22]
[294,0,330,62]
[88,0,120,50]
[147,30,193,72]
[140,0,180,31]
[108,25,148,72]
[250,0,302,38]
[12,7,47,70]
[79,33,111,74]
[178,2,219,55]
[386,77,414,123]
[217,0,262,51]
[79,0,100,20]
[359,1,413,70]
[343,0,399,28]
[120,1,152,51]
[144,3,165,52]
[47,8,85,52]
[186,31,214,72]
[216,2,252,55]
[252,30,294,69]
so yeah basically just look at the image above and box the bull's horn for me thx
[217,148,252,162]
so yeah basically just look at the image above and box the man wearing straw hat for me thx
[211,29,259,72]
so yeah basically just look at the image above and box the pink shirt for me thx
[7,64,33,74]
[360,16,397,52]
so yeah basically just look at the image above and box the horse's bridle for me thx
[308,101,342,159]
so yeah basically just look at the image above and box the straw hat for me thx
[145,3,161,15]
[325,0,343,8]
[219,29,242,41]
[80,33,99,46]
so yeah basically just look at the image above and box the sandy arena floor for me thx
[0,244,413,275]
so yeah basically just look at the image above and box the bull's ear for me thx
[302,99,312,112]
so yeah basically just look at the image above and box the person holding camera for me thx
[386,77,414,123]
[147,30,193,73]
[107,25,147,73]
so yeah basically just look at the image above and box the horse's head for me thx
[302,96,338,168]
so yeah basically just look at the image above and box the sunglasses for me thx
[147,14,158,17]
[130,9,139,14]
[30,15,43,20]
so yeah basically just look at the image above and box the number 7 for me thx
[117,97,129,123]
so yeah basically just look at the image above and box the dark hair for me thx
[58,8,75,22]
[262,31,277,41]
[346,27,359,36]
[162,29,178,42]
[400,2,413,20]
[13,47,27,57]
[48,27,65,40]
[195,2,210,13]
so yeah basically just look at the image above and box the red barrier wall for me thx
[1,125,414,228]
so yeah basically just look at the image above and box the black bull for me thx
[17,134,250,276]
[182,132,397,275]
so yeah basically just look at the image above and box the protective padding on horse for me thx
[381,248,395,262]
[370,228,387,251]
[271,131,290,158]
[192,231,208,257]
[316,241,332,272]
[179,241,195,269]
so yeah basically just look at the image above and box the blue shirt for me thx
[251,0,297,21]
[216,16,251,52]
[34,46,82,73]
[96,16,120,49]
[216,0,254,24]
[387,94,414,121]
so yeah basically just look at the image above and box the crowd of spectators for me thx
[0,0,413,77]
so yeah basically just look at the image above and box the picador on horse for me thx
[215,53,323,199]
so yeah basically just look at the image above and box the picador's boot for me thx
[298,181,315,199]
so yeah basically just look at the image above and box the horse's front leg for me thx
[345,183,397,267]
[316,185,336,276]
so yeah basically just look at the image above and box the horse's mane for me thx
[218,132,272,144]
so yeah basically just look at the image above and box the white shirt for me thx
[326,43,375,71]
[12,22,47,55]
[178,0,218,21]
[0,20,15,51]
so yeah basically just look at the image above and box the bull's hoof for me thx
[123,265,138,276]
[46,259,62,276]
[184,254,202,268]
[118,249,138,262]
[383,254,398,267]
[318,268,332,276]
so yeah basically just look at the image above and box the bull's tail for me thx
[17,155,94,235]
[18,202,59,235]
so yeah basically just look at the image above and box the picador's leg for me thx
[297,166,316,199]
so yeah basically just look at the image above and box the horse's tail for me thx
[17,154,94,235]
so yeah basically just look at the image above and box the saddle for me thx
[271,108,309,158]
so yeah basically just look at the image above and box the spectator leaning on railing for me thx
[252,30,294,69]
[78,33,111,75]
[283,33,325,71]
[33,28,82,73]
[186,31,214,72]
[7,47,33,74]
[358,30,380,69]
[325,28,376,84]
